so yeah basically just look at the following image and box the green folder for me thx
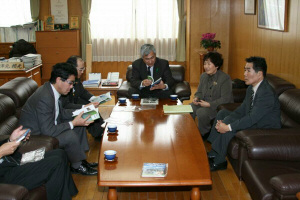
[163,105,193,114]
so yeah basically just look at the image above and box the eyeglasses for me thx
[77,67,85,72]
[61,78,74,85]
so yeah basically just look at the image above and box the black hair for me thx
[245,56,267,77]
[203,52,223,70]
[49,62,78,83]
[66,55,82,68]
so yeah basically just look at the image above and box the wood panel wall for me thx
[228,0,300,88]
[188,0,230,85]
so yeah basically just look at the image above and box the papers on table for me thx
[90,92,112,104]
[163,105,193,114]
[83,73,101,87]
[141,163,168,177]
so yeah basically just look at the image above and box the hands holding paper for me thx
[72,111,94,127]
[150,80,166,90]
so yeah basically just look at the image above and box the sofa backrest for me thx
[0,94,18,136]
[126,65,185,83]
[266,74,296,96]
[279,89,300,128]
[0,77,38,117]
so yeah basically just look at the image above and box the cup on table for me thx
[118,97,126,104]
[107,124,117,132]
[104,150,117,161]
[170,94,178,101]
[132,94,139,100]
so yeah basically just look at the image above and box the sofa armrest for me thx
[0,184,28,200]
[237,129,300,161]
[174,81,191,102]
[18,135,59,154]
[270,174,300,197]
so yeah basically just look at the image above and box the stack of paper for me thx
[90,92,112,104]
[163,105,193,114]
[83,79,100,87]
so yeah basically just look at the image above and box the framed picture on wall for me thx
[70,16,79,29]
[258,0,288,31]
[245,0,255,15]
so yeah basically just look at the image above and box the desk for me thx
[98,99,212,200]
[85,79,123,104]
[0,64,42,86]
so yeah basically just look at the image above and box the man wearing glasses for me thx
[19,63,98,176]
[61,56,104,140]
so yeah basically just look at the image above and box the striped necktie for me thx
[250,89,254,111]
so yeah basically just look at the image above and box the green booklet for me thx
[163,105,193,114]
[72,105,100,121]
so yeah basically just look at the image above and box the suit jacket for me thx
[226,79,281,132]
[61,79,93,109]
[130,57,175,90]
[194,70,233,111]
[19,82,74,137]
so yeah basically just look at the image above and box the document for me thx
[163,105,193,114]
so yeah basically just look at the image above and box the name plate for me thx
[0,62,24,71]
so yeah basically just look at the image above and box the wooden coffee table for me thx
[98,99,212,200]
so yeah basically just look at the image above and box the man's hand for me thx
[0,142,20,158]
[150,80,166,90]
[192,97,200,105]
[9,126,30,142]
[84,102,100,108]
[142,79,152,87]
[72,111,94,127]
[215,120,230,134]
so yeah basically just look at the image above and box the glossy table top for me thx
[98,99,212,187]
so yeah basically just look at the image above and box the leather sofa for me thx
[222,74,296,178]
[0,92,58,199]
[117,65,191,102]
[228,88,300,200]
[0,77,38,118]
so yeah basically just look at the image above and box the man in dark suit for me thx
[61,55,104,139]
[0,126,78,200]
[19,63,98,176]
[207,56,281,171]
[129,44,175,99]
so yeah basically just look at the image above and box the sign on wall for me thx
[51,0,68,24]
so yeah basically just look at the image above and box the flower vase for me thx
[206,47,214,52]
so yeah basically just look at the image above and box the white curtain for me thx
[90,0,179,62]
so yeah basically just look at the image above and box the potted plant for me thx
[200,33,221,51]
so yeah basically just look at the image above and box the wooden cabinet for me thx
[35,30,80,83]
[0,64,42,86]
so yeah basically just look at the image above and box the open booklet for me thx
[90,92,112,104]
[148,76,162,87]
[72,104,100,121]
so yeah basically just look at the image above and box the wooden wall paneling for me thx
[280,0,297,82]
[268,31,283,76]
[294,1,300,87]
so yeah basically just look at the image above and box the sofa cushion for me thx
[270,174,300,196]
[279,89,300,128]
[0,94,18,136]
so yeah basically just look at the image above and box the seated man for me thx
[129,44,175,99]
[61,55,104,139]
[19,62,97,176]
[0,126,78,200]
[207,56,281,171]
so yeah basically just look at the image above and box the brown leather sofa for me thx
[222,74,296,179]
[0,92,58,199]
[117,65,191,102]
[225,87,300,199]
[0,77,38,118]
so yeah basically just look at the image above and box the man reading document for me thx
[129,44,175,99]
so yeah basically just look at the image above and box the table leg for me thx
[191,187,200,200]
[108,187,118,200]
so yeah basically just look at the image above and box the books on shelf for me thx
[72,104,100,121]
[140,98,159,105]
[141,163,168,177]
[163,105,193,114]
[83,73,101,87]
[82,79,101,88]
[90,92,112,104]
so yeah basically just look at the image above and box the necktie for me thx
[250,89,254,111]
[147,66,151,76]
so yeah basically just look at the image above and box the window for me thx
[90,0,179,61]
[0,0,31,27]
